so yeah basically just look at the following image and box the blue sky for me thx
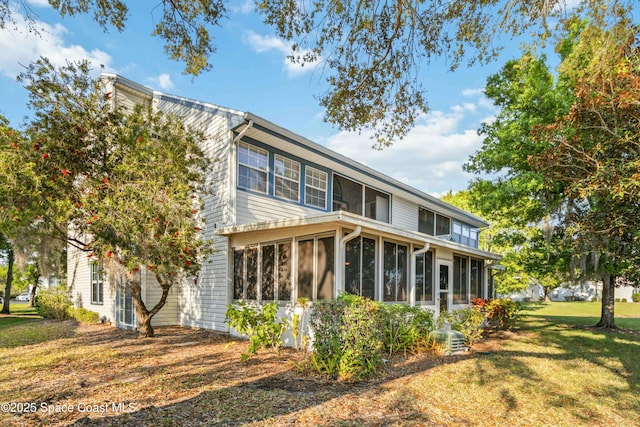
[0,0,528,197]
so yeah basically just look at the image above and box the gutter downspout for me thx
[233,119,254,144]
[411,243,431,307]
[337,226,362,295]
[229,120,253,228]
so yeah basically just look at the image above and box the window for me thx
[238,142,268,193]
[418,208,435,235]
[453,255,468,304]
[274,154,300,201]
[345,236,376,299]
[365,187,389,222]
[233,243,292,302]
[333,175,362,214]
[415,250,434,304]
[436,214,451,235]
[470,259,483,300]
[333,175,390,222]
[297,236,335,300]
[91,262,103,305]
[383,242,408,302]
[305,166,328,209]
[452,221,480,249]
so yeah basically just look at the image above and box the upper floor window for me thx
[274,154,300,202]
[333,174,389,223]
[452,220,479,249]
[238,142,268,193]
[305,166,328,209]
[418,209,435,235]
[436,214,451,235]
[419,208,450,236]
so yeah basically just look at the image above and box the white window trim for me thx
[274,154,301,202]
[304,166,328,209]
[238,142,269,194]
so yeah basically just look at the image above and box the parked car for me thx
[15,292,30,302]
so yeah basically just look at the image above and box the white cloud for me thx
[0,10,112,78]
[148,73,174,90]
[323,98,493,197]
[244,30,321,77]
[25,0,52,6]
[229,0,254,14]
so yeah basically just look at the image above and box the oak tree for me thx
[0,0,633,145]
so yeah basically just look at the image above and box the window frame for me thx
[453,254,469,304]
[304,166,328,209]
[332,174,390,223]
[274,154,301,202]
[383,241,409,303]
[232,241,293,303]
[90,262,104,305]
[296,234,336,301]
[237,141,269,194]
[415,249,435,304]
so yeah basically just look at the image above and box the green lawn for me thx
[521,301,640,330]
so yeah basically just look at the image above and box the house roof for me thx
[217,210,501,260]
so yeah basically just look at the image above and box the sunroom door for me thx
[437,260,453,315]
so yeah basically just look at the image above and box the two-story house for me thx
[67,74,501,336]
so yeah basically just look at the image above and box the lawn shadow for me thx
[471,314,640,422]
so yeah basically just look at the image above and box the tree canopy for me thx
[466,8,640,327]
[2,58,212,336]
[1,0,634,145]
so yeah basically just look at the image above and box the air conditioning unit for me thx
[431,329,467,355]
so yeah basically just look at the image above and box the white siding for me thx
[143,272,178,327]
[67,244,116,323]
[391,196,418,231]
[235,191,323,225]
[153,96,237,332]
[179,238,229,331]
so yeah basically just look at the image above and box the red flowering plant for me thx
[471,297,489,310]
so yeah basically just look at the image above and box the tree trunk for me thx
[129,272,172,338]
[596,273,616,328]
[29,285,38,308]
[137,312,154,338]
[2,248,14,314]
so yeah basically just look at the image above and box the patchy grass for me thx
[0,304,638,426]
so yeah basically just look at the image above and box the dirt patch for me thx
[1,323,508,427]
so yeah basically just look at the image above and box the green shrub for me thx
[225,301,288,359]
[69,307,100,324]
[309,294,386,381]
[436,308,485,346]
[381,304,434,354]
[621,298,628,303]
[615,298,621,303]
[632,293,640,303]
[308,298,346,378]
[485,298,520,330]
[35,287,72,320]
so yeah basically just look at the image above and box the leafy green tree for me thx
[11,58,211,337]
[467,10,640,328]
[0,0,632,145]
[530,15,640,327]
